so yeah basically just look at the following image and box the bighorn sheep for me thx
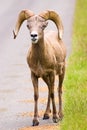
[13,10,66,126]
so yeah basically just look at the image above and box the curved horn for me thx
[13,10,34,39]
[39,10,63,40]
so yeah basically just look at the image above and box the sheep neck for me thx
[31,38,45,60]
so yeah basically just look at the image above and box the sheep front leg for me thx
[42,76,51,119]
[31,72,39,126]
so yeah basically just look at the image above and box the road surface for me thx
[0,0,76,130]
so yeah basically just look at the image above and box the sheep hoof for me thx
[58,116,63,121]
[43,114,50,120]
[53,116,59,123]
[58,112,64,120]
[32,119,39,126]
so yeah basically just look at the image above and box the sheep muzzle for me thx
[30,31,39,44]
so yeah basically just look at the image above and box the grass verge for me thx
[61,0,87,130]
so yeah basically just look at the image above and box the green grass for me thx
[60,0,87,130]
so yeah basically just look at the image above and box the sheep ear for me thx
[13,10,34,39]
[39,10,64,40]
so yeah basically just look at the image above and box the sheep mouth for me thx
[31,38,38,43]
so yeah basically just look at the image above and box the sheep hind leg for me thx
[42,76,51,120]
[58,67,65,120]
[51,85,59,123]
[43,91,51,119]
[31,72,39,126]
[43,74,59,123]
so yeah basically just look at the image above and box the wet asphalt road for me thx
[0,0,76,130]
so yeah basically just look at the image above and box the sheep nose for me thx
[31,34,38,38]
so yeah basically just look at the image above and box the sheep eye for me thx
[41,24,47,30]
[27,24,32,28]
[43,25,46,28]
[42,22,48,29]
[27,25,29,28]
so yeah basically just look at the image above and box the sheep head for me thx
[27,16,48,44]
[13,10,63,41]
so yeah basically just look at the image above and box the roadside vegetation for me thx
[61,0,87,130]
